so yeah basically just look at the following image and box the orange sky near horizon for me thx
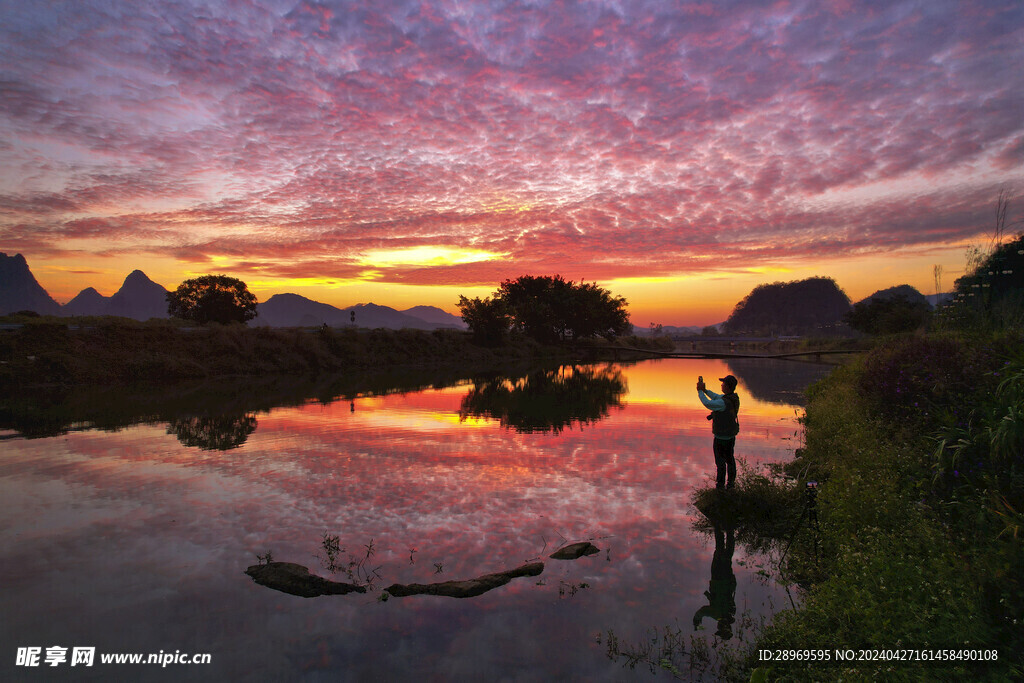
[26,238,973,326]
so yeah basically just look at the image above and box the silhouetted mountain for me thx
[1,257,486,329]
[105,270,169,320]
[352,302,447,330]
[723,277,852,336]
[62,287,110,316]
[254,293,348,327]
[254,294,455,330]
[857,284,931,309]
[400,305,467,329]
[0,252,61,315]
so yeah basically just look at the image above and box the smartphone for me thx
[698,375,703,383]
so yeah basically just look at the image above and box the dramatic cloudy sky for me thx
[1,0,1021,323]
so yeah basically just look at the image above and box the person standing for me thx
[697,374,740,490]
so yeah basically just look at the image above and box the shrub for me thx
[858,334,1001,425]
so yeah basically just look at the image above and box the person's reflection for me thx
[692,517,737,640]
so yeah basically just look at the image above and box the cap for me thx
[719,375,738,390]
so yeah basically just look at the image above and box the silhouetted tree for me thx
[951,234,1024,313]
[939,193,1024,329]
[464,275,629,343]
[844,294,931,335]
[457,295,510,346]
[559,279,631,341]
[167,275,258,324]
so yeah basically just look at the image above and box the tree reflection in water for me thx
[168,413,258,451]
[458,364,627,433]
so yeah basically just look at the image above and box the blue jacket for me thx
[698,388,740,440]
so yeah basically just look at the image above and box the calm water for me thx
[0,358,830,681]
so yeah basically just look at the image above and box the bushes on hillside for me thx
[857,335,1003,423]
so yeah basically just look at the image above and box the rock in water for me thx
[385,562,545,598]
[549,542,600,560]
[245,562,366,598]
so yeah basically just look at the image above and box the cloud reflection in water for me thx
[0,358,829,679]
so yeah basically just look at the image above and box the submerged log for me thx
[549,542,600,560]
[245,562,366,598]
[385,562,544,598]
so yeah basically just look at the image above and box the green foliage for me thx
[723,277,852,336]
[857,334,1002,423]
[931,350,1024,507]
[167,274,258,324]
[756,333,1024,680]
[459,275,630,344]
[844,294,931,335]
[692,461,801,540]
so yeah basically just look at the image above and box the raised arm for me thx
[698,388,725,411]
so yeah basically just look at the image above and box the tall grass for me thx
[750,331,1023,680]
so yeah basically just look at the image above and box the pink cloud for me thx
[0,0,1020,290]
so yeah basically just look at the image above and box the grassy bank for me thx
[748,331,1023,681]
[0,315,674,386]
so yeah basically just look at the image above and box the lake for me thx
[0,357,831,681]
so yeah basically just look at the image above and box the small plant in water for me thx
[316,534,383,589]
[255,550,273,565]
[558,580,590,598]
[320,532,342,573]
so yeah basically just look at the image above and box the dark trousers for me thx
[713,438,736,489]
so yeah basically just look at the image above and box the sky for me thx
[1,0,1022,325]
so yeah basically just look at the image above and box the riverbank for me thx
[746,331,1023,681]
[0,316,675,387]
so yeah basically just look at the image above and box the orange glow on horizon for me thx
[25,240,973,325]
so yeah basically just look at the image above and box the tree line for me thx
[163,273,633,345]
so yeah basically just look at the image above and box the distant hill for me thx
[63,287,109,316]
[400,305,466,329]
[104,270,169,320]
[253,293,345,327]
[0,252,61,315]
[0,255,482,330]
[857,284,931,309]
[351,302,454,330]
[58,271,170,320]
[253,294,462,330]
[723,277,852,336]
